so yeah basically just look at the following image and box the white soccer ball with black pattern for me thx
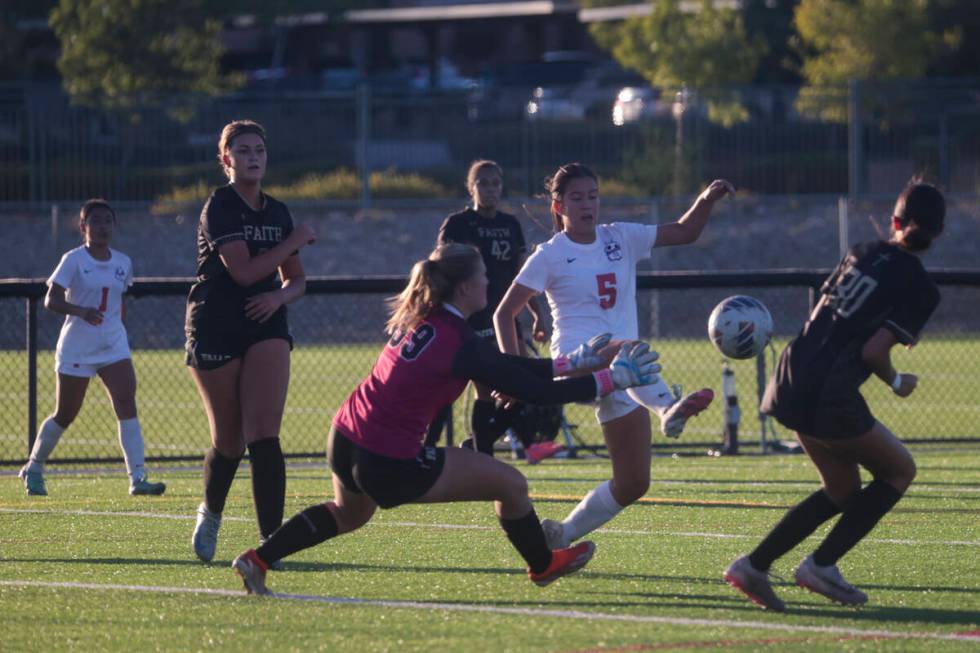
[707,295,773,360]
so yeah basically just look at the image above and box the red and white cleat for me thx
[528,541,596,587]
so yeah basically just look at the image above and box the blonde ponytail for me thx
[386,243,481,335]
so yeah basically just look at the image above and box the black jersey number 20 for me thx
[390,323,436,361]
[830,264,878,318]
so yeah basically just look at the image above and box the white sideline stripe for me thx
[0,579,977,643]
[3,508,980,547]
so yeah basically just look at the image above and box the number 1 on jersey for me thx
[98,287,109,312]
[596,273,617,309]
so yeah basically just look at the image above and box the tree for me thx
[794,0,960,121]
[588,0,767,125]
[50,0,241,115]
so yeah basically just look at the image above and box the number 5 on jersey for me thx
[596,273,617,309]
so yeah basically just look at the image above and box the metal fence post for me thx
[848,79,862,197]
[27,296,38,457]
[357,83,372,209]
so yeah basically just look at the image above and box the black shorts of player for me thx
[327,425,446,509]
[185,311,294,370]
[763,378,875,440]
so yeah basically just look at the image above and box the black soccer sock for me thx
[499,508,552,574]
[203,447,242,515]
[424,404,452,447]
[498,404,533,448]
[471,399,500,455]
[812,479,903,566]
[748,489,841,571]
[256,503,340,566]
[247,438,287,539]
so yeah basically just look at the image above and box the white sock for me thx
[626,378,675,418]
[118,417,146,481]
[561,480,624,542]
[26,418,66,473]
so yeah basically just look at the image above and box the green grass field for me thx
[2,336,978,463]
[1,448,978,651]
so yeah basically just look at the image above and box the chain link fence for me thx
[2,271,977,466]
[2,79,979,204]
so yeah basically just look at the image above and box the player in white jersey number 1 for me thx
[494,163,734,549]
[18,200,166,497]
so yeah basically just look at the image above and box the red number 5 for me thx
[596,273,617,309]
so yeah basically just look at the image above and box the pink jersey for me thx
[333,307,472,459]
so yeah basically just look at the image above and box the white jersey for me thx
[515,222,658,357]
[48,246,133,364]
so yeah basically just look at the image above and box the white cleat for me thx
[541,518,571,550]
[192,502,222,562]
[660,387,714,439]
[795,555,868,606]
[232,549,270,595]
[723,555,786,612]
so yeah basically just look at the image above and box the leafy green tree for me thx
[588,0,767,125]
[794,0,960,121]
[50,0,240,114]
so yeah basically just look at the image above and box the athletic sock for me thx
[248,438,287,538]
[117,417,146,480]
[203,447,241,515]
[471,399,500,455]
[499,508,552,574]
[748,489,841,571]
[812,480,903,566]
[625,377,676,417]
[26,417,66,473]
[497,404,532,448]
[562,480,624,542]
[256,503,339,565]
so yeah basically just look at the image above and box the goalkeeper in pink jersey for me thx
[231,243,663,595]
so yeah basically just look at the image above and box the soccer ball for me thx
[707,295,773,359]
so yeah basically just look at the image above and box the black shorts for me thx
[762,370,875,440]
[185,311,293,370]
[327,425,446,509]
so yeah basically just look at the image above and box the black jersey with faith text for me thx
[185,185,295,330]
[437,208,526,332]
[762,240,940,434]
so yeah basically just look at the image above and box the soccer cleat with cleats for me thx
[795,555,868,606]
[192,502,222,562]
[525,441,564,465]
[129,475,166,496]
[232,549,271,595]
[540,518,571,550]
[18,465,47,496]
[529,541,596,587]
[723,555,786,612]
[660,386,714,439]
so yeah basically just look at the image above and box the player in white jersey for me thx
[495,163,733,549]
[18,200,166,497]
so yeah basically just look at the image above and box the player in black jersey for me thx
[724,181,946,612]
[185,120,316,565]
[429,160,555,462]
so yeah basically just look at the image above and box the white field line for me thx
[0,579,977,643]
[1,466,977,495]
[2,507,979,548]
